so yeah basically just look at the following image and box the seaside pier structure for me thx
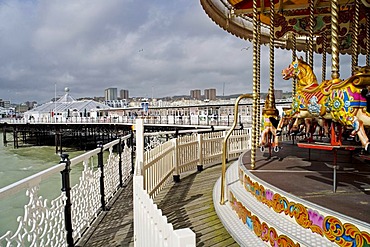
[1,98,292,151]
[1,122,133,151]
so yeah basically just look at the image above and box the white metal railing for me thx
[1,114,252,127]
[0,134,132,246]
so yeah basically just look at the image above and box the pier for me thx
[0,120,216,152]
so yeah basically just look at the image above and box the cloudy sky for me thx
[0,0,366,104]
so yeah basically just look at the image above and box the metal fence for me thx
[0,134,133,246]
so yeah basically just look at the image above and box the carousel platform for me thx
[214,141,370,246]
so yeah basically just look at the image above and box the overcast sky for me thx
[0,0,366,104]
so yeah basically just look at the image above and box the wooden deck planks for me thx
[153,163,236,247]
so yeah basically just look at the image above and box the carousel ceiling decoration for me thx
[200,0,370,54]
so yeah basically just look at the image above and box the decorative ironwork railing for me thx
[0,134,133,246]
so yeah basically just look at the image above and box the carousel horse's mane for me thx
[295,57,318,87]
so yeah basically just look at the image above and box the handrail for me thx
[221,94,253,204]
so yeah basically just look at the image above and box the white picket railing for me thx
[133,176,195,247]
[133,119,251,246]
[141,129,251,197]
[0,134,132,246]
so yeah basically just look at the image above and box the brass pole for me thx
[251,0,258,169]
[257,16,261,137]
[305,37,309,62]
[331,0,340,80]
[322,33,327,81]
[269,0,275,105]
[308,0,315,68]
[220,94,252,204]
[351,0,360,75]
[366,12,370,66]
[292,33,297,97]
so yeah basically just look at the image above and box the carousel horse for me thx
[276,115,329,139]
[259,95,281,152]
[259,116,280,152]
[278,57,370,152]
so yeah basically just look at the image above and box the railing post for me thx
[173,229,196,247]
[118,138,123,187]
[97,142,106,211]
[60,153,74,247]
[197,134,203,172]
[173,138,180,182]
[135,119,144,175]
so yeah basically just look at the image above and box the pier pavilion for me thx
[23,87,111,122]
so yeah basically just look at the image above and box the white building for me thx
[24,88,111,121]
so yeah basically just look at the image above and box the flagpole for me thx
[54,83,56,121]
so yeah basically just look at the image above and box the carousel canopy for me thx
[200,0,370,54]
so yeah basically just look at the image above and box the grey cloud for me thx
[0,0,366,104]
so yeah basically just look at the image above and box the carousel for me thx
[201,0,370,246]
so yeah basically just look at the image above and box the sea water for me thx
[0,132,86,236]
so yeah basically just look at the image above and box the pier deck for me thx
[77,163,237,247]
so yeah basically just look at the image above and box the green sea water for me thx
[0,132,86,237]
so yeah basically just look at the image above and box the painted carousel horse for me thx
[278,57,370,152]
[259,95,281,152]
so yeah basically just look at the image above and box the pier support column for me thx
[55,128,62,154]
[13,128,18,149]
[3,126,7,146]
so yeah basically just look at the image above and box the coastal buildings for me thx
[120,89,129,100]
[190,89,201,100]
[204,88,216,100]
[104,88,118,101]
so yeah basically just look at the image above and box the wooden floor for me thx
[153,163,237,247]
[77,163,237,247]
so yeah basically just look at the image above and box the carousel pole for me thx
[305,37,309,62]
[292,33,297,97]
[351,0,360,75]
[308,0,315,68]
[366,12,370,66]
[268,0,275,106]
[257,15,261,137]
[322,33,327,81]
[251,0,258,169]
[331,0,340,81]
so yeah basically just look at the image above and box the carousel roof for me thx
[200,0,370,54]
